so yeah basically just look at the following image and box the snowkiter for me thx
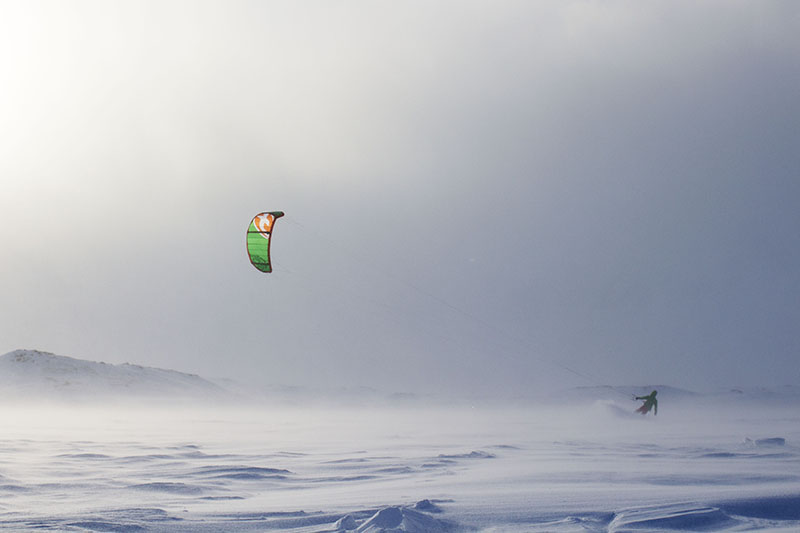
[635,390,658,415]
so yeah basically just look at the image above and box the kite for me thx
[247,211,284,273]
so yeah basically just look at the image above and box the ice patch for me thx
[194,465,292,480]
[609,505,741,532]
[57,453,112,459]
[743,437,787,447]
[66,521,146,532]
[128,482,203,495]
[312,475,378,483]
[437,451,495,460]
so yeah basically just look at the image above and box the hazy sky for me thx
[1,1,798,396]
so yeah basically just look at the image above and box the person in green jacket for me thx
[635,390,658,415]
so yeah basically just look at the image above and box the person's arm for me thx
[654,399,658,415]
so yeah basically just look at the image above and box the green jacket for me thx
[635,391,658,415]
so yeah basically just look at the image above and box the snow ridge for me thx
[0,349,229,403]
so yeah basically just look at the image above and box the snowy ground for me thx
[0,398,798,532]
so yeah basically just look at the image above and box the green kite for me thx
[247,211,284,273]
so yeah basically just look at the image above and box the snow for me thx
[0,349,798,532]
[0,349,230,403]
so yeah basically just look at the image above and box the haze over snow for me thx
[1,1,798,399]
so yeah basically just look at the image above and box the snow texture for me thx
[0,349,798,532]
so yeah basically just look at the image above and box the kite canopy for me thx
[247,211,284,273]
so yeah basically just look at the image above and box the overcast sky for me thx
[1,1,798,397]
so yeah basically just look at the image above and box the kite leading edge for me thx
[247,211,284,273]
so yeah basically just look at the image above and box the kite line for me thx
[279,214,629,397]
